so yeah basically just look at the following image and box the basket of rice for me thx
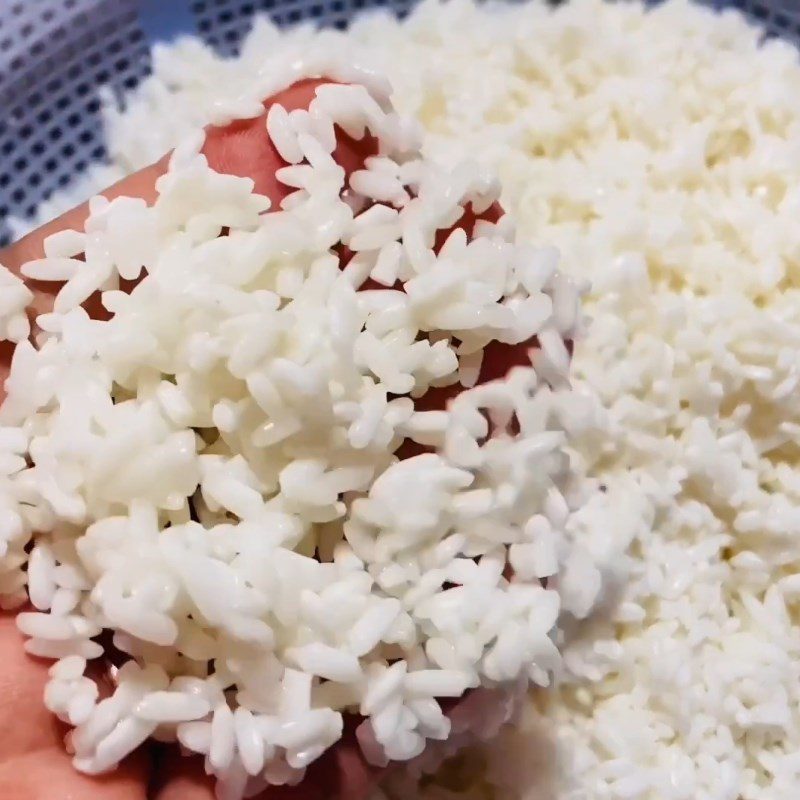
[1,1,800,800]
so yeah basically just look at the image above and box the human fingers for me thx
[0,79,375,312]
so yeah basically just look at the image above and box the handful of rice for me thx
[0,64,586,798]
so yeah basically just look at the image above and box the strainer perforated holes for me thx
[191,0,416,56]
[731,0,800,41]
[0,0,150,246]
[2,0,800,247]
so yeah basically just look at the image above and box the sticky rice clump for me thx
[0,71,587,798]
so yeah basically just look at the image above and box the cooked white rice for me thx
[8,0,800,798]
[1,42,586,800]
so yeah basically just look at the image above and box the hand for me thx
[0,612,150,799]
[0,608,378,799]
[0,78,379,800]
[0,76,515,800]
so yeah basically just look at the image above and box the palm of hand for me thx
[0,613,153,799]
[0,79,381,800]
[0,76,498,800]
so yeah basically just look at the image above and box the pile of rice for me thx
[9,0,800,799]
[2,48,586,800]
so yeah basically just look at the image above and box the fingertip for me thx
[0,156,169,289]
[201,78,377,206]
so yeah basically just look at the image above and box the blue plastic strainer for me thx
[1,0,799,247]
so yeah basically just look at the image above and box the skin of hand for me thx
[0,77,512,800]
[0,78,380,800]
